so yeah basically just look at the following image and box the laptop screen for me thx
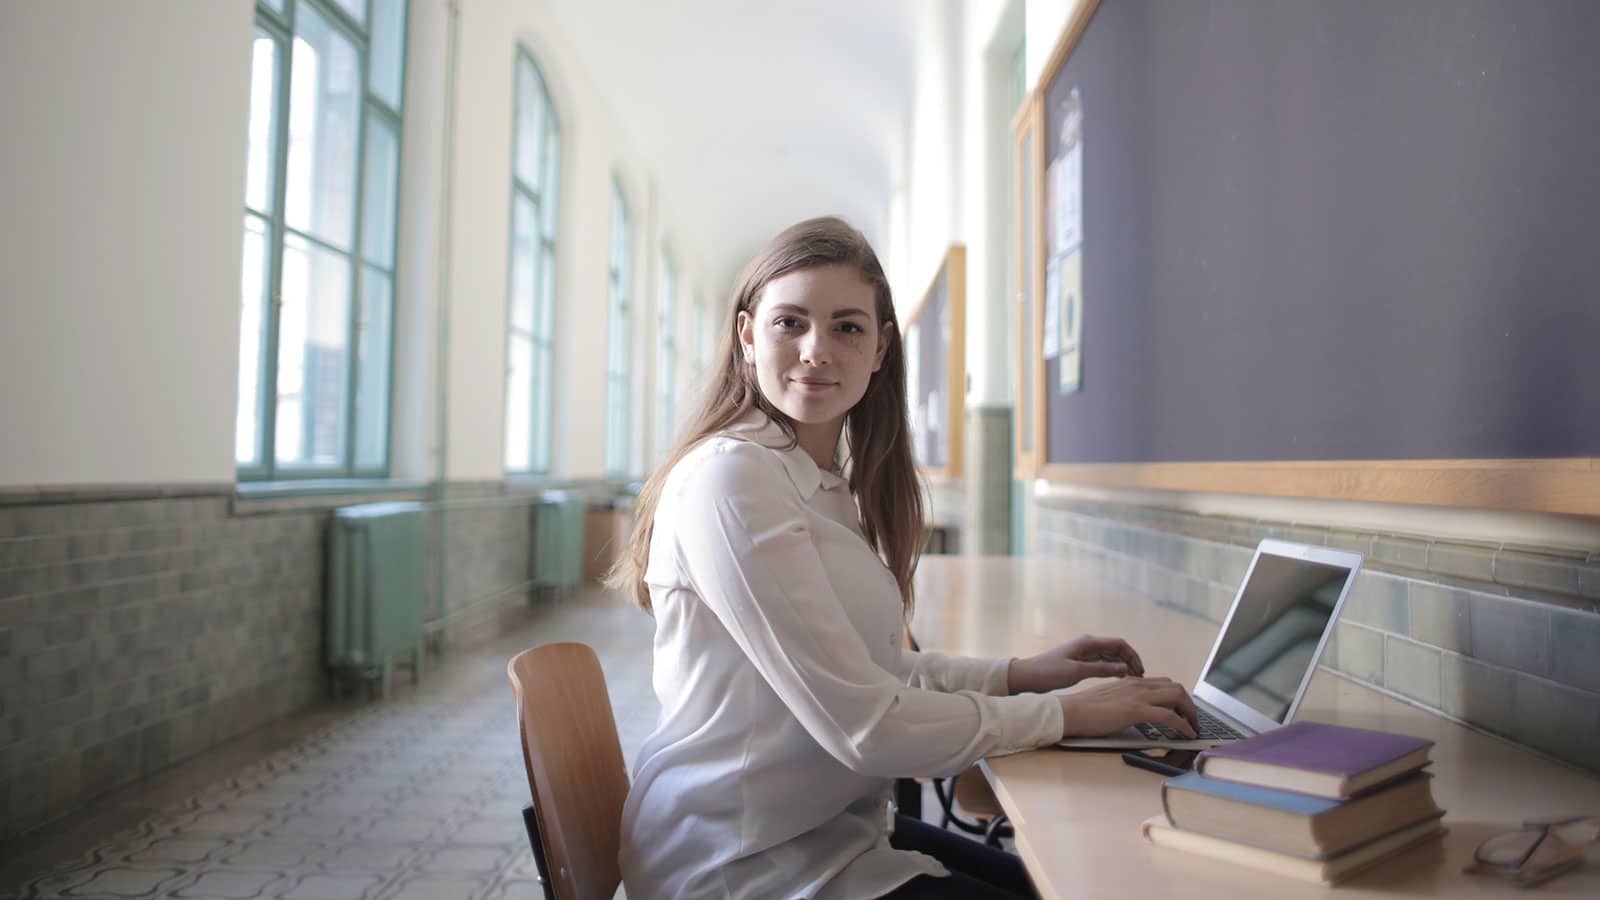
[1200,551,1356,724]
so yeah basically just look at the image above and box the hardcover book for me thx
[1141,814,1446,885]
[1194,721,1433,799]
[1162,771,1441,858]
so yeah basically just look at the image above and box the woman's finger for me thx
[1078,660,1130,679]
[1145,706,1197,739]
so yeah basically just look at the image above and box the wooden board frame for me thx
[1012,92,1046,480]
[1018,0,1598,518]
[904,244,967,483]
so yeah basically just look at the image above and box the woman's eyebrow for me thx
[769,303,870,319]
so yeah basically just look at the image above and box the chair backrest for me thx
[508,642,629,900]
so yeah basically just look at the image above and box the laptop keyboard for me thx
[1135,708,1246,742]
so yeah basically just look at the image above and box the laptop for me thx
[1059,539,1363,750]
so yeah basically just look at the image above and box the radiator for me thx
[326,501,427,697]
[531,490,587,597]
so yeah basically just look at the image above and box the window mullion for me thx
[344,90,372,477]
[260,14,296,482]
[304,0,368,46]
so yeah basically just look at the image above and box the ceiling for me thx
[545,0,924,298]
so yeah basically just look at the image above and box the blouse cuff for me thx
[989,692,1065,754]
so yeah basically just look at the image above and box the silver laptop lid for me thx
[1192,540,1363,735]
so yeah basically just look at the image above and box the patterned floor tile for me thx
[60,866,186,897]
[122,838,232,867]
[373,875,491,900]
[316,845,416,875]
[410,846,511,877]
[165,869,285,899]
[276,873,388,900]
[212,839,323,870]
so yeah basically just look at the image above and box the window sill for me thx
[232,478,431,515]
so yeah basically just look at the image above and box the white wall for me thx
[899,1,963,316]
[1024,0,1084,90]
[0,1,253,487]
[446,0,710,482]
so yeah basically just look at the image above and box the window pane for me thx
[276,233,353,467]
[261,0,285,15]
[541,126,560,234]
[330,0,366,25]
[361,111,399,268]
[533,341,552,472]
[354,266,392,469]
[369,0,406,109]
[1018,126,1035,454]
[237,215,272,466]
[537,243,556,338]
[606,376,626,474]
[509,193,536,333]
[514,55,546,187]
[286,4,362,250]
[246,30,281,214]
[505,335,532,471]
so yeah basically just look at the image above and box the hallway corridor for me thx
[0,589,659,900]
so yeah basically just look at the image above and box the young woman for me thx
[609,217,1198,899]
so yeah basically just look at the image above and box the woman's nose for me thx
[799,331,832,365]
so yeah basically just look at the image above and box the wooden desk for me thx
[911,556,1600,898]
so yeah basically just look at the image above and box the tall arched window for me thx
[505,47,562,474]
[237,0,409,480]
[655,249,677,461]
[604,180,633,476]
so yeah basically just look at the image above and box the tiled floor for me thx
[0,587,660,900]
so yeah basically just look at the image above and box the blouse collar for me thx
[723,411,849,499]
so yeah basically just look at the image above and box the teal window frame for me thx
[237,0,409,482]
[604,179,633,477]
[692,294,705,372]
[655,249,677,458]
[504,46,562,475]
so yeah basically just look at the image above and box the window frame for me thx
[238,0,408,482]
[604,178,633,477]
[655,248,677,460]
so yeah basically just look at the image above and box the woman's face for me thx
[737,265,889,435]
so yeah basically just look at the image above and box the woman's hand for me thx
[1007,634,1145,694]
[1057,677,1200,739]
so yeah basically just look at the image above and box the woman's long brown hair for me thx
[605,216,926,615]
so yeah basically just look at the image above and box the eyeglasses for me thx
[1466,816,1599,888]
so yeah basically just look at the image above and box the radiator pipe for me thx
[429,0,461,647]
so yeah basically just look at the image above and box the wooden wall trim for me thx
[1036,459,1600,518]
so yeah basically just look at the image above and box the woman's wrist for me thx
[1006,656,1037,695]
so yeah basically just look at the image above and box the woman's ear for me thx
[873,321,893,372]
[736,310,755,362]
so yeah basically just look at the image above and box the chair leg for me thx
[893,777,923,821]
[522,804,557,900]
[932,775,992,837]
[984,813,1014,848]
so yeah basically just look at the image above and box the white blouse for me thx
[618,416,1064,900]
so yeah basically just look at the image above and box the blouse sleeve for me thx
[667,440,1062,778]
[893,649,1013,697]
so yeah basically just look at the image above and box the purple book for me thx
[1195,722,1434,799]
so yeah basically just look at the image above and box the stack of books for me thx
[1142,722,1447,885]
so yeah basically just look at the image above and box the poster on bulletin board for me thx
[1046,86,1085,395]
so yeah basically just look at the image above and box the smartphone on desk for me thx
[1121,748,1198,778]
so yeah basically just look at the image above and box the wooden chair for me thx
[507,642,629,900]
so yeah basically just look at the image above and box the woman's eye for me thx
[774,316,802,330]
[838,322,865,335]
